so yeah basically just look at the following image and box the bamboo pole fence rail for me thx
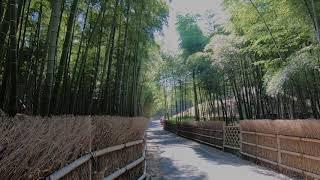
[47,139,145,180]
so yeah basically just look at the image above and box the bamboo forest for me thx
[0,0,320,179]
[0,0,168,117]
[159,0,320,124]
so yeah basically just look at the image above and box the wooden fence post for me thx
[89,117,93,180]
[89,157,93,180]
[176,123,178,135]
[277,134,281,170]
[255,131,258,162]
[143,136,147,178]
[223,122,226,151]
[239,124,242,155]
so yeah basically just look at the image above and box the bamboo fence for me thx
[164,121,240,150]
[165,120,320,179]
[240,122,320,179]
[224,125,240,150]
[47,140,146,180]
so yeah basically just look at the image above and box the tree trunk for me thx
[0,0,4,22]
[40,0,63,116]
[0,9,9,63]
[50,0,79,113]
[88,29,102,114]
[103,0,120,114]
[7,0,17,117]
[115,0,130,114]
[32,0,43,115]
[311,0,320,43]
[192,70,200,121]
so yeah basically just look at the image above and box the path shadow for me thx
[159,156,208,180]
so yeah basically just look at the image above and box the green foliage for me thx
[176,14,209,57]
[0,0,170,116]
[265,45,320,96]
[156,0,320,120]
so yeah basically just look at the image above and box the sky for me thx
[157,0,228,53]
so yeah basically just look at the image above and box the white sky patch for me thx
[156,0,229,54]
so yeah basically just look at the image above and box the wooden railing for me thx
[164,121,239,151]
[47,140,146,180]
[240,130,320,179]
[177,125,224,149]
[165,120,320,179]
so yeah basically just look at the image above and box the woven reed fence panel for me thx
[240,120,320,179]
[224,126,240,150]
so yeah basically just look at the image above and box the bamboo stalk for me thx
[104,156,145,180]
[48,154,92,180]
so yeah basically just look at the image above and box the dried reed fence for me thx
[240,120,320,179]
[0,115,149,179]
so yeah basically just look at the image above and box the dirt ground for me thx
[145,119,292,180]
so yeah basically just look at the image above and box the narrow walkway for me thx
[146,119,291,180]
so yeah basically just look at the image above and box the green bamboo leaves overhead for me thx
[0,0,169,117]
[156,0,320,123]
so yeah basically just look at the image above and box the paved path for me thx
[146,119,292,180]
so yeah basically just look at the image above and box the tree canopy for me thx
[0,0,169,117]
[156,0,320,123]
